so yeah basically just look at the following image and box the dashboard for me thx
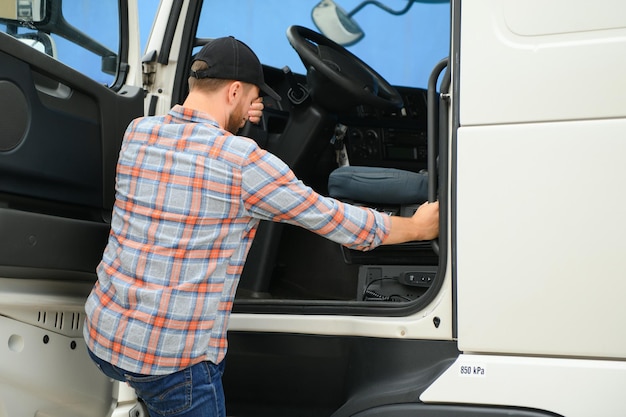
[257,65,430,175]
[340,86,429,173]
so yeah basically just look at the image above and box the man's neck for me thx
[182,91,228,129]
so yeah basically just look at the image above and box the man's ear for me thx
[226,81,243,104]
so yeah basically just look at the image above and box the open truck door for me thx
[0,1,143,416]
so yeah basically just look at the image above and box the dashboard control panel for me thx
[341,86,429,172]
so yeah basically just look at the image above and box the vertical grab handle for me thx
[427,58,449,203]
[427,58,449,255]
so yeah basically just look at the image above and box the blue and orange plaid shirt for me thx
[84,105,390,375]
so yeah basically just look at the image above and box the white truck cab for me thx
[0,1,625,416]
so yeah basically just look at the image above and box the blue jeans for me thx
[87,349,225,417]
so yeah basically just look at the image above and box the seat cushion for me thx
[328,166,428,205]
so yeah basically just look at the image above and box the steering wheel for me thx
[286,25,403,110]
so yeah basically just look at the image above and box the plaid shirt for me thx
[84,105,390,375]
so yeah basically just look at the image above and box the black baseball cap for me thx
[191,36,281,101]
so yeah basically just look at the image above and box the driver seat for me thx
[327,165,434,266]
[327,165,428,205]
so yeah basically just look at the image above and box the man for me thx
[84,36,439,417]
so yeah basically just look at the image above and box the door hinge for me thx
[142,50,158,90]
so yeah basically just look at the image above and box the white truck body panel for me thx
[421,1,626,414]
[421,353,626,417]
[455,0,626,359]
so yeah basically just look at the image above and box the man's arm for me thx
[383,201,439,245]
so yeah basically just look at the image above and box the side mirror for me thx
[0,0,48,23]
[312,0,443,46]
[311,0,364,46]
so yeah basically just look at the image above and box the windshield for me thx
[196,0,449,88]
[0,1,449,89]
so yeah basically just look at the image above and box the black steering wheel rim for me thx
[286,25,403,110]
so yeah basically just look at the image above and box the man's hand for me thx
[248,97,264,124]
[383,201,440,245]
[409,200,439,241]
